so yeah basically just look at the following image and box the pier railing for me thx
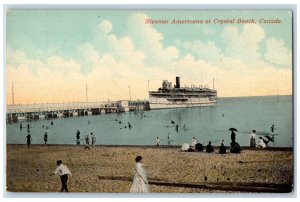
[6,101,118,113]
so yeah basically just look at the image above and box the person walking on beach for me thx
[44,132,48,145]
[25,134,32,148]
[249,130,256,148]
[84,134,91,150]
[91,133,96,148]
[51,160,72,192]
[156,137,160,146]
[130,156,149,193]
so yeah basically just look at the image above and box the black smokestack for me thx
[176,77,180,88]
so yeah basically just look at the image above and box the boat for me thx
[149,77,217,109]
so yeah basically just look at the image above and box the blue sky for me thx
[6,10,293,104]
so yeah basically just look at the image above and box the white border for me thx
[1,1,299,201]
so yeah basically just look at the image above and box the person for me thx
[51,160,72,192]
[195,143,204,152]
[84,134,91,150]
[206,141,215,153]
[91,133,96,148]
[27,123,30,129]
[156,137,160,146]
[167,133,171,145]
[270,124,276,134]
[249,130,256,148]
[257,137,267,149]
[25,134,32,148]
[128,122,132,128]
[191,137,197,148]
[231,131,236,143]
[219,140,226,154]
[20,123,22,130]
[76,130,80,145]
[175,124,179,132]
[130,156,149,193]
[230,142,242,153]
[44,132,48,145]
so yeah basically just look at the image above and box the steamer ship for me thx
[149,77,217,109]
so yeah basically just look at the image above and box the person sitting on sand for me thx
[230,142,242,153]
[257,137,267,149]
[219,140,226,154]
[195,143,204,152]
[206,141,215,153]
[191,137,197,148]
[130,156,149,193]
[51,160,72,192]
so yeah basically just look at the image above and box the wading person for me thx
[25,134,32,148]
[51,160,72,192]
[130,156,149,193]
[44,132,48,145]
[76,130,80,145]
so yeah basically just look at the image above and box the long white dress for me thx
[130,162,149,193]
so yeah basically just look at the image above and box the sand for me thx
[6,145,293,193]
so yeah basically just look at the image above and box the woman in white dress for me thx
[130,156,150,193]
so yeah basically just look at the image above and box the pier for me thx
[6,100,150,122]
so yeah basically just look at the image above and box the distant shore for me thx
[6,144,293,193]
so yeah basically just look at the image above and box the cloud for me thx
[221,24,265,62]
[126,13,179,66]
[264,37,292,67]
[97,20,113,34]
[183,41,223,64]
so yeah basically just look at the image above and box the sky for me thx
[6,10,293,104]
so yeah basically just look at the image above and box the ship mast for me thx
[129,85,131,101]
[86,84,88,102]
[213,78,214,90]
[12,82,15,105]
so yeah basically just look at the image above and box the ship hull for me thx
[149,97,217,110]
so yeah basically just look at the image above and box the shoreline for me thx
[6,143,293,150]
[6,144,294,193]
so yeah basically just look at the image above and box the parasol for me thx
[181,143,190,151]
[228,128,237,132]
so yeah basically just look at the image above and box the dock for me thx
[6,100,149,122]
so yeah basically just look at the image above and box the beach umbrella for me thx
[228,128,237,132]
[181,143,190,151]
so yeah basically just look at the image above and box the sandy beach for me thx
[6,144,293,193]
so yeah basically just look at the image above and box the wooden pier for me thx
[6,100,150,122]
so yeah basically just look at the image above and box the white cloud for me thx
[126,13,179,65]
[97,20,112,34]
[183,41,223,64]
[264,37,292,67]
[221,24,265,62]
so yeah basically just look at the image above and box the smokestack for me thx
[176,77,180,88]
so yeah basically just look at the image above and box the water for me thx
[6,96,293,147]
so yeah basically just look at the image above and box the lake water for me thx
[6,96,293,147]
